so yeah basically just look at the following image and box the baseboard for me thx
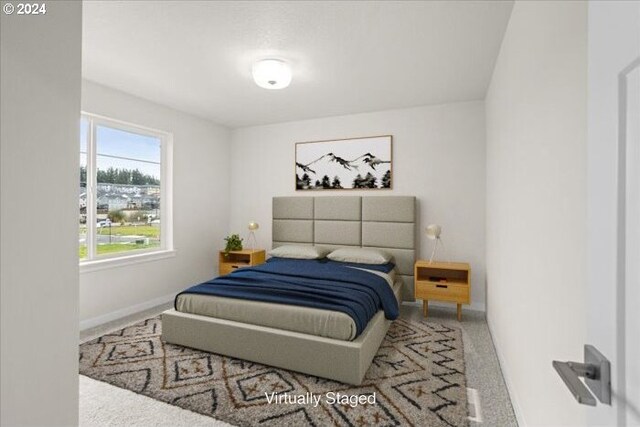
[402,299,486,313]
[486,316,525,426]
[80,292,176,331]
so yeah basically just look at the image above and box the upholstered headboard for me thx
[272,196,416,301]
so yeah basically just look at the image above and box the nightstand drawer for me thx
[415,281,469,303]
[219,263,249,276]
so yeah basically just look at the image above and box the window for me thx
[80,113,172,264]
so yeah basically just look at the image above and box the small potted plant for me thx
[223,234,243,257]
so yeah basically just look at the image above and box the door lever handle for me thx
[553,344,611,406]
[552,361,597,406]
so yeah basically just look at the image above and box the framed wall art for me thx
[295,135,392,190]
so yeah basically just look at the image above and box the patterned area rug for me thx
[80,317,468,427]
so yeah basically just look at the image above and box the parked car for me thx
[96,218,111,227]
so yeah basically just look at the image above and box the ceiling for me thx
[83,1,513,128]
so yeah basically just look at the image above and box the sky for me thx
[80,118,161,179]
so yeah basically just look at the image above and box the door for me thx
[621,59,640,426]
[587,1,639,425]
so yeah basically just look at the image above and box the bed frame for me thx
[162,196,415,385]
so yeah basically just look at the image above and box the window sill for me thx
[80,249,176,274]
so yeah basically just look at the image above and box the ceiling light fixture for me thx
[252,59,292,89]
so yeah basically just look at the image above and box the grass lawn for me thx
[79,241,160,259]
[96,224,160,238]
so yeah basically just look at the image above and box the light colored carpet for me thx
[80,316,469,426]
[80,374,231,427]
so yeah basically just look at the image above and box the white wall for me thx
[485,2,587,425]
[230,102,487,310]
[80,81,231,326]
[1,2,82,425]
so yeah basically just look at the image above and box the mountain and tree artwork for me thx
[295,135,392,191]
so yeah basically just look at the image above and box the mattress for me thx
[175,270,402,341]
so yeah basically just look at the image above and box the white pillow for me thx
[268,245,330,260]
[327,248,393,265]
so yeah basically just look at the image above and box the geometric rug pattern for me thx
[80,317,468,426]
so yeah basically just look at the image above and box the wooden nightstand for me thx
[218,249,265,276]
[414,260,471,321]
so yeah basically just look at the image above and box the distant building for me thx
[80,183,160,213]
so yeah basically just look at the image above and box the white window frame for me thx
[80,112,174,273]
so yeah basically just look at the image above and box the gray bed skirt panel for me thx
[161,308,391,385]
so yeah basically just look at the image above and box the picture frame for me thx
[295,135,393,191]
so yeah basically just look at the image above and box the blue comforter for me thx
[175,258,399,337]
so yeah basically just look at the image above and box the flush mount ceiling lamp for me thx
[252,59,292,89]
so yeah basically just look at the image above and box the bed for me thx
[161,195,415,385]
